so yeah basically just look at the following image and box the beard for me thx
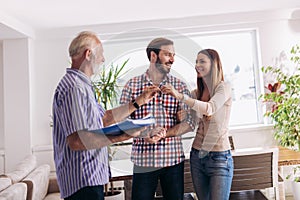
[89,51,104,75]
[92,62,104,75]
[155,57,171,74]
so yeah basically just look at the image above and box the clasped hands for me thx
[142,126,166,144]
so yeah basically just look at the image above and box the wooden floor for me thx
[155,191,267,200]
[154,191,295,200]
[230,190,268,200]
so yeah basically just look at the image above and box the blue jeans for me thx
[132,162,184,200]
[190,148,233,200]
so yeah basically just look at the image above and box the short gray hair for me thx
[68,31,100,57]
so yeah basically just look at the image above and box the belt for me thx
[192,147,209,158]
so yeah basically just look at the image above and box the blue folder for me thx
[90,115,155,136]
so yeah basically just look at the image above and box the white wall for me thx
[31,38,70,146]
[3,39,32,171]
[0,150,4,174]
[259,19,300,66]
[0,42,4,173]
[0,42,4,150]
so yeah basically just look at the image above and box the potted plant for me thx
[286,166,300,199]
[92,58,129,110]
[260,44,300,199]
[92,59,129,199]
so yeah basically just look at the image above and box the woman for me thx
[161,49,233,200]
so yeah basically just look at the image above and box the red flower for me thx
[271,104,279,113]
[266,82,281,92]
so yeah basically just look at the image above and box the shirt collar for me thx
[66,68,92,86]
[143,70,171,87]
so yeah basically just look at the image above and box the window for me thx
[104,29,263,126]
[190,30,262,126]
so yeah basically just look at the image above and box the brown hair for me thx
[146,38,174,61]
[196,49,224,100]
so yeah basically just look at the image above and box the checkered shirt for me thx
[120,71,194,167]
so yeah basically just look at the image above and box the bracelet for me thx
[182,94,189,101]
[131,99,140,109]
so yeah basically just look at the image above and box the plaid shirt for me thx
[120,71,194,167]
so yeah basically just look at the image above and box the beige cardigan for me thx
[191,82,232,152]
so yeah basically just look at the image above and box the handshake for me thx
[132,108,187,144]
[141,126,167,144]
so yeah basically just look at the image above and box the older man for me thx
[52,31,160,200]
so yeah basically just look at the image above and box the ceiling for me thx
[0,0,300,39]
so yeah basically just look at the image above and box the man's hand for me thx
[136,86,160,105]
[143,126,166,144]
[177,110,187,122]
[123,127,148,138]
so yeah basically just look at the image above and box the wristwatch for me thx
[131,99,140,109]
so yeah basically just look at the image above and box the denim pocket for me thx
[211,154,228,162]
[209,154,228,168]
[207,152,233,176]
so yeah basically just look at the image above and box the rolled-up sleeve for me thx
[191,82,231,116]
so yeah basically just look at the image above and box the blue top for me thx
[52,68,109,198]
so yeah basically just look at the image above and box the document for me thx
[90,115,155,136]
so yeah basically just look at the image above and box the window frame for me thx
[103,28,266,127]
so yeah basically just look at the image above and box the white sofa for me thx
[0,155,61,200]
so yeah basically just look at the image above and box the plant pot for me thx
[292,181,300,200]
[104,190,124,200]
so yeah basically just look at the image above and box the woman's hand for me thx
[160,83,183,100]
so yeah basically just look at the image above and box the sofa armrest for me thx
[0,177,12,192]
[22,164,50,200]
[0,182,27,200]
[47,176,60,194]
[5,155,37,184]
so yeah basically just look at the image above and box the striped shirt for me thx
[52,68,109,198]
[120,71,194,167]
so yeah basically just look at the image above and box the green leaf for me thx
[260,44,300,150]
[92,59,129,110]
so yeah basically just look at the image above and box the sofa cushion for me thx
[5,155,37,183]
[0,177,11,192]
[23,164,50,200]
[47,176,60,194]
[44,193,62,200]
[0,182,27,200]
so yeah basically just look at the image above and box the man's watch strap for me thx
[132,99,140,109]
